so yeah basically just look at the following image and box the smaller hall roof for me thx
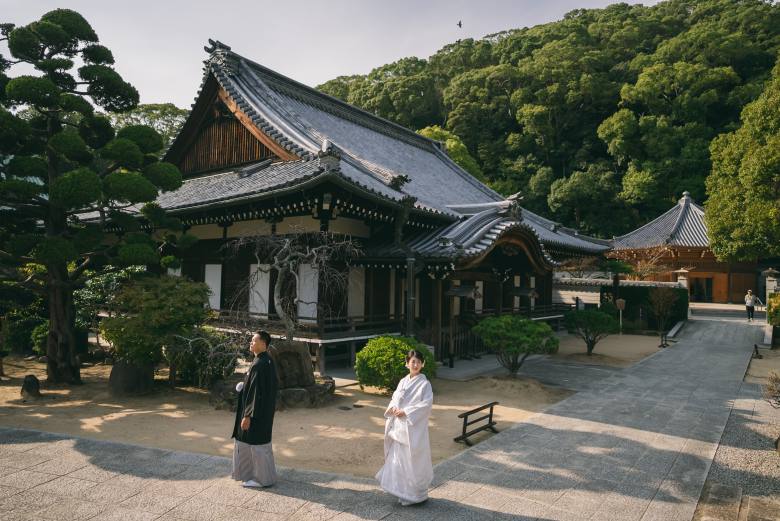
[612,192,709,250]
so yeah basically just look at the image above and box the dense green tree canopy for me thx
[318,0,780,239]
[705,59,780,261]
[417,125,484,181]
[0,10,192,383]
[109,103,189,150]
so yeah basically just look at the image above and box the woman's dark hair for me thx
[256,330,272,346]
[405,349,425,363]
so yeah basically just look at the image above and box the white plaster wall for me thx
[297,263,319,321]
[205,264,222,310]
[249,264,271,315]
[348,267,365,318]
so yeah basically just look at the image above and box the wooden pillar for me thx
[366,268,374,319]
[433,279,442,360]
[496,279,503,316]
[448,295,456,368]
[406,257,415,336]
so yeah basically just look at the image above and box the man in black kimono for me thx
[231,330,278,487]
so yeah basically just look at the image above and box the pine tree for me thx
[0,10,192,383]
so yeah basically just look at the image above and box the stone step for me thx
[695,482,743,521]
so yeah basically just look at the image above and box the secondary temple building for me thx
[610,192,758,303]
[153,41,608,368]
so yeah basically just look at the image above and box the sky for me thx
[2,0,661,108]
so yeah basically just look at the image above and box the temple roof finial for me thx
[204,39,231,54]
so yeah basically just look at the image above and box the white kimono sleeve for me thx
[402,380,433,427]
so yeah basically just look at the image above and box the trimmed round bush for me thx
[355,336,436,393]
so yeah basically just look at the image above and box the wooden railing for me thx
[212,304,573,366]
[212,310,404,341]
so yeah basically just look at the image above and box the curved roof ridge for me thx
[444,208,503,246]
[668,192,691,243]
[229,61,321,153]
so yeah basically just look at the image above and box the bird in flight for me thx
[457,20,462,28]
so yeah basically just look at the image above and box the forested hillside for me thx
[317,0,780,239]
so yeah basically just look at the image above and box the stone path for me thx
[0,318,765,520]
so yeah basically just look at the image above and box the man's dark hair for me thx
[256,330,272,347]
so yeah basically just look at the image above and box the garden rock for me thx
[21,374,42,399]
[109,361,154,396]
[277,376,336,410]
[270,341,315,388]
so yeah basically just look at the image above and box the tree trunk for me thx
[586,340,595,356]
[44,115,81,385]
[274,268,296,341]
[0,357,5,377]
[46,266,81,384]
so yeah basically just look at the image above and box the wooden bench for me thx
[453,401,499,446]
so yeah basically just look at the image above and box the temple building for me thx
[152,41,608,368]
[610,192,758,303]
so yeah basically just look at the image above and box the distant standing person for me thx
[232,330,278,488]
[376,349,434,506]
[745,290,757,322]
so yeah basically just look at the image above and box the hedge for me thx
[601,286,689,330]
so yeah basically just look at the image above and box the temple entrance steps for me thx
[690,302,767,322]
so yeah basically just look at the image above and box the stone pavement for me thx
[0,318,765,520]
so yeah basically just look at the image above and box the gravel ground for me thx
[705,382,780,498]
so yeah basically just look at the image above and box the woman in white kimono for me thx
[376,349,434,506]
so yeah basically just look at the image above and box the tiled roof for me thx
[553,278,685,288]
[365,198,609,263]
[155,159,325,212]
[155,41,607,258]
[191,46,501,217]
[612,192,709,250]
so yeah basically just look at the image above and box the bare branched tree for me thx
[648,287,679,334]
[557,256,601,278]
[610,246,671,281]
[227,230,361,340]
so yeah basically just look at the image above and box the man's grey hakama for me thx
[231,440,277,485]
[231,351,278,487]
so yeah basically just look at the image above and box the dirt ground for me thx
[552,333,662,367]
[745,347,780,384]
[0,356,570,478]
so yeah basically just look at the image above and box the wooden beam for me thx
[217,86,299,161]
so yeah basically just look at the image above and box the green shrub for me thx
[355,336,436,393]
[565,310,619,355]
[601,286,688,329]
[31,320,49,355]
[164,327,241,388]
[768,293,780,327]
[3,312,45,354]
[472,315,559,374]
[101,275,209,366]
